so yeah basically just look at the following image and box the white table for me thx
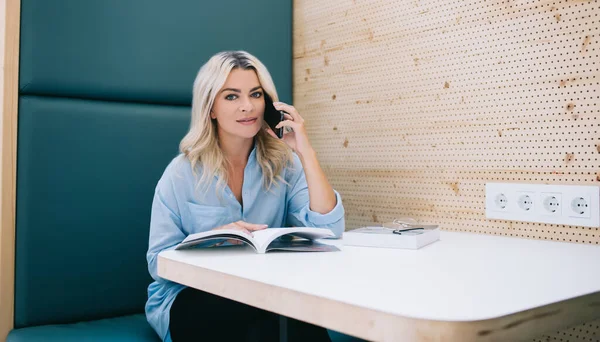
[158,231,600,341]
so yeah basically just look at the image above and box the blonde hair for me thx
[179,51,293,194]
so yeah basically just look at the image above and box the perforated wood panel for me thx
[293,0,599,339]
[293,0,599,244]
[534,320,600,341]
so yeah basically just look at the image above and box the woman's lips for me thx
[237,118,257,125]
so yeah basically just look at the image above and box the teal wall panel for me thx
[19,0,293,105]
[15,0,293,329]
[15,96,190,327]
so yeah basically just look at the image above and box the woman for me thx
[145,51,345,342]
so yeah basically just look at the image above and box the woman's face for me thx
[211,68,266,141]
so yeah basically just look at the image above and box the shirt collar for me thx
[248,140,257,166]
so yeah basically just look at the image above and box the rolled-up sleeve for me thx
[286,165,345,238]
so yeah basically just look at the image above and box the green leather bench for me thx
[7,315,158,342]
[7,96,188,341]
[7,1,360,341]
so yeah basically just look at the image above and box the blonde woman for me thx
[145,51,345,342]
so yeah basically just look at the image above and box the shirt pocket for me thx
[185,202,231,233]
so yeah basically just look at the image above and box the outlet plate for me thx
[570,195,591,218]
[541,192,562,216]
[485,183,600,227]
[516,191,535,212]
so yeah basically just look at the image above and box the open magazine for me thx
[175,227,339,254]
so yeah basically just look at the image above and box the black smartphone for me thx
[263,93,285,139]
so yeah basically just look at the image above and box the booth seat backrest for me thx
[15,0,292,329]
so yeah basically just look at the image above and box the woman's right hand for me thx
[213,221,268,245]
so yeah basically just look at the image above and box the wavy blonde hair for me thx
[180,51,293,194]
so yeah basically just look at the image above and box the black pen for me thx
[392,228,424,235]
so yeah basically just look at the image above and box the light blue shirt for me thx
[145,146,345,341]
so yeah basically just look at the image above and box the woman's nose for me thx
[239,97,254,112]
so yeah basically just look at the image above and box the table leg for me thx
[279,315,288,342]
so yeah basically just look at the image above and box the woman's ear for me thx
[210,110,216,120]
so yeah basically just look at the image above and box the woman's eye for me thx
[251,92,263,98]
[225,94,238,101]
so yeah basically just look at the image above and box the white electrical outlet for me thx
[517,192,535,212]
[485,183,600,227]
[495,193,509,211]
[570,195,591,218]
[541,192,562,216]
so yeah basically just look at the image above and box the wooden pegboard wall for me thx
[293,0,600,245]
[534,319,600,342]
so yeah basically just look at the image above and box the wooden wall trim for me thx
[1,0,20,339]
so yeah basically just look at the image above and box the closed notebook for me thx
[175,227,339,254]
[342,226,440,249]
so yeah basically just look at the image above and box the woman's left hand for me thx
[266,102,314,157]
[267,103,337,216]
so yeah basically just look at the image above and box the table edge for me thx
[158,253,600,341]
